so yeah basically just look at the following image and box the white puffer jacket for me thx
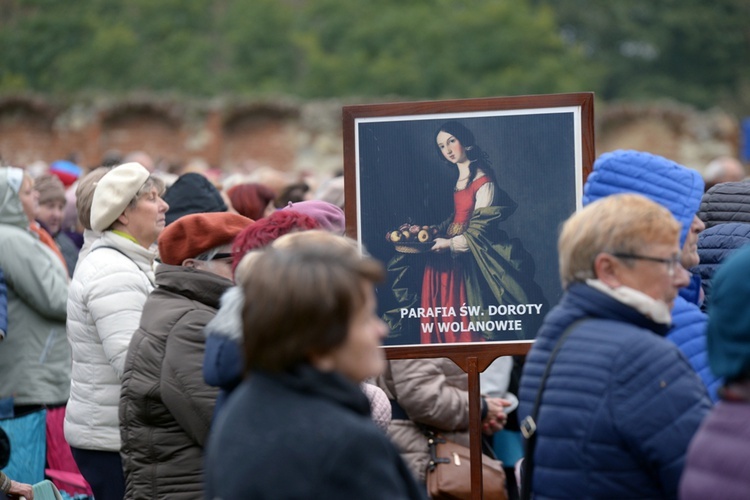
[64,231,156,451]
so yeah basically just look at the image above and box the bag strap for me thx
[520,319,586,500]
[420,426,451,472]
[91,245,149,278]
[92,244,131,260]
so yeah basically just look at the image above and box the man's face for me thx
[681,215,705,269]
[36,199,65,234]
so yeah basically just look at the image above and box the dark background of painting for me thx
[357,112,578,345]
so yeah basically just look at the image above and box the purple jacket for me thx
[680,400,750,500]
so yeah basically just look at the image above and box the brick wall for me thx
[0,95,741,176]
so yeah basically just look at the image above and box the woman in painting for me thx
[395,120,544,343]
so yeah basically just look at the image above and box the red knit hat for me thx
[227,183,275,220]
[158,212,253,265]
[231,210,318,274]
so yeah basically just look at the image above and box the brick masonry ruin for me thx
[0,95,743,177]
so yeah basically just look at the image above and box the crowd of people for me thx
[0,145,748,499]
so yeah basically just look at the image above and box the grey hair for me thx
[126,176,166,210]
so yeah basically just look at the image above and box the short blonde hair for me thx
[558,193,681,288]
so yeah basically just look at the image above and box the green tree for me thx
[292,0,595,99]
[543,0,750,110]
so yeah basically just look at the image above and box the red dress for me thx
[420,176,491,343]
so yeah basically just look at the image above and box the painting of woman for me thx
[386,120,546,344]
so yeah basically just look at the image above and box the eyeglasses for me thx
[196,252,233,263]
[210,253,232,261]
[611,252,682,276]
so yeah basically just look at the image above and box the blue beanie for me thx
[583,150,704,247]
[707,243,750,382]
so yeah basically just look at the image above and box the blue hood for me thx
[583,150,704,247]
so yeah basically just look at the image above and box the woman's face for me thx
[324,283,388,383]
[120,187,169,248]
[436,131,467,164]
[610,242,690,309]
[19,177,39,223]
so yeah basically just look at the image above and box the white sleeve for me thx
[480,356,513,397]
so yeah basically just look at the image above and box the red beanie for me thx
[227,183,275,220]
[158,212,253,265]
[231,210,318,273]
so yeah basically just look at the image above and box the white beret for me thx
[90,162,150,232]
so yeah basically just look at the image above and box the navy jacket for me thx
[519,283,711,499]
[583,149,720,401]
[695,222,750,310]
[697,180,750,229]
[205,364,425,500]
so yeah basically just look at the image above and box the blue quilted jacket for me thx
[519,283,711,499]
[583,150,719,401]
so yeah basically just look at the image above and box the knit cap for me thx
[49,160,82,187]
[227,183,275,220]
[163,172,227,225]
[35,173,66,205]
[282,200,345,235]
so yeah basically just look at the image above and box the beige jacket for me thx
[376,358,470,482]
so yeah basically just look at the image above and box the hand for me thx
[8,479,34,499]
[482,397,512,435]
[431,238,451,252]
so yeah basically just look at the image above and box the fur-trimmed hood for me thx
[204,285,244,342]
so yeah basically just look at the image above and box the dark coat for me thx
[697,180,750,229]
[694,222,750,310]
[120,264,231,500]
[518,283,711,500]
[205,364,425,500]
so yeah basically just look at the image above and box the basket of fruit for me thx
[386,223,438,253]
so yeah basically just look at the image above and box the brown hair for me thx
[558,193,681,288]
[242,231,384,373]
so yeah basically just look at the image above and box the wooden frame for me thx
[344,92,594,363]
[343,93,594,499]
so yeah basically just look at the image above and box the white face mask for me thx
[586,279,672,325]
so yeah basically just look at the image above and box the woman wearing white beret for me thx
[64,162,168,500]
